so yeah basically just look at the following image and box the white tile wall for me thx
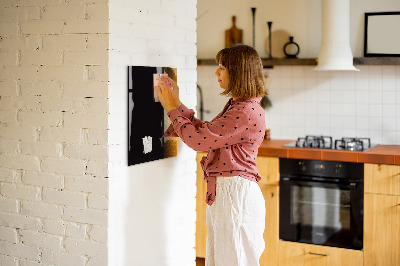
[197,65,400,145]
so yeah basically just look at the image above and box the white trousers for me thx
[205,176,266,266]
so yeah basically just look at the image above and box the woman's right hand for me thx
[162,76,181,109]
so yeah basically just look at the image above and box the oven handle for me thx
[281,177,358,188]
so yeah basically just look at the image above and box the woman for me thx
[155,45,267,266]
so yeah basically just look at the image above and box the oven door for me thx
[279,177,363,250]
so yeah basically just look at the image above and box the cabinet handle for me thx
[309,252,329,257]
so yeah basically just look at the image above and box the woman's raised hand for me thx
[154,78,176,113]
[162,76,181,109]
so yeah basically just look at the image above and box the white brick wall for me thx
[0,1,109,265]
[108,0,197,265]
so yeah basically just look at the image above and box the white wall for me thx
[0,1,109,265]
[198,0,400,58]
[108,0,198,265]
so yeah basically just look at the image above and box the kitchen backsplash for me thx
[197,65,400,145]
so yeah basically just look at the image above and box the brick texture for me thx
[0,0,109,264]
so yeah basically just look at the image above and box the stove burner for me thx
[295,135,333,149]
[335,137,371,151]
[291,136,372,151]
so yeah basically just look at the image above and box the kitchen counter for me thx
[258,139,400,165]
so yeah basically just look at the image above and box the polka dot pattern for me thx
[163,97,266,206]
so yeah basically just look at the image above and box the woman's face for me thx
[215,64,229,89]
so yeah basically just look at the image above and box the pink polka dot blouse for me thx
[163,97,266,206]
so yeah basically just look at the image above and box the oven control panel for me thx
[280,158,363,180]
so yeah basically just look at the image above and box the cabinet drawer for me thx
[365,164,400,196]
[256,156,279,186]
[278,241,363,266]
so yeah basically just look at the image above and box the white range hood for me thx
[314,0,359,71]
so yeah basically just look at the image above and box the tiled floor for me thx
[196,257,205,266]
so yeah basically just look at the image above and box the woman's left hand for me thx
[155,79,176,113]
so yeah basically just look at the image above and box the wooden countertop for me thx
[258,139,400,165]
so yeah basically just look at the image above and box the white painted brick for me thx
[0,226,18,244]
[42,35,86,51]
[64,113,107,129]
[37,66,85,82]
[0,6,40,21]
[19,80,62,97]
[4,96,41,111]
[0,212,42,231]
[20,230,63,251]
[0,81,17,96]
[0,183,41,201]
[22,171,63,189]
[86,34,108,51]
[82,98,109,114]
[43,219,66,235]
[186,55,197,69]
[20,21,62,35]
[40,127,81,144]
[63,81,108,98]
[86,161,108,178]
[20,51,63,66]
[0,254,17,266]
[0,125,37,141]
[40,97,85,113]
[86,3,108,20]
[0,66,38,81]
[19,259,42,266]
[0,168,16,182]
[87,256,107,266]
[0,110,17,125]
[88,193,108,210]
[21,200,63,219]
[43,188,86,208]
[0,196,18,213]
[20,141,62,157]
[0,51,18,66]
[64,50,108,66]
[83,129,108,145]
[0,138,19,154]
[63,207,107,226]
[41,248,86,266]
[63,19,108,34]
[87,225,107,243]
[0,36,42,52]
[0,240,40,261]
[175,42,197,56]
[42,4,85,20]
[0,22,18,36]
[87,65,108,82]
[18,111,62,127]
[176,16,196,30]
[0,154,40,171]
[64,144,108,161]
[65,221,86,238]
[41,158,86,176]
[16,0,62,6]
[65,237,107,256]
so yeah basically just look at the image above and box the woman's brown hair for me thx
[215,45,267,99]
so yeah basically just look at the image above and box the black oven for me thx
[279,158,364,250]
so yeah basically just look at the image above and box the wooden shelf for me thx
[197,57,400,67]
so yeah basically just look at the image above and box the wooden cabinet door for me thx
[196,152,208,258]
[365,164,400,196]
[259,185,279,266]
[256,156,279,186]
[278,241,363,266]
[364,193,400,266]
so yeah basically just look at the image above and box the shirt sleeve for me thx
[163,103,205,137]
[166,106,252,152]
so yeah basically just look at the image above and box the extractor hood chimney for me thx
[314,0,359,71]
